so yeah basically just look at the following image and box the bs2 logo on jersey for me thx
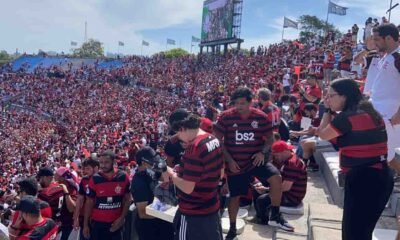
[235,130,255,144]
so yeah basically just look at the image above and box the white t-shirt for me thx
[370,48,400,119]
[283,73,290,87]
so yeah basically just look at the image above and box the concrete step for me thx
[308,203,342,240]
[274,232,307,240]
[311,226,341,240]
[314,151,344,207]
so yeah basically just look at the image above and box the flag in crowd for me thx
[283,17,299,29]
[118,41,125,46]
[70,41,78,46]
[167,38,176,45]
[192,36,201,42]
[142,40,150,46]
[328,1,348,16]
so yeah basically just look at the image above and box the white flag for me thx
[283,17,298,29]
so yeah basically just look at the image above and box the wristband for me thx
[324,108,334,114]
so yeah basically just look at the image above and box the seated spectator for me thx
[251,141,307,224]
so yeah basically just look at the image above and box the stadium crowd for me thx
[0,19,399,240]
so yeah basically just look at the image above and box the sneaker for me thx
[268,213,295,232]
[307,164,319,172]
[247,216,268,225]
[225,228,237,240]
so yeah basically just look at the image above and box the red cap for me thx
[272,141,294,153]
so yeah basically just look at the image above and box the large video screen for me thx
[201,0,234,42]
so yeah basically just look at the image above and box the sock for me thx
[230,222,236,230]
[309,155,317,165]
[271,206,280,217]
[303,158,309,166]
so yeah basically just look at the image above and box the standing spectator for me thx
[164,109,224,240]
[324,49,336,86]
[37,167,64,224]
[257,88,281,130]
[282,68,291,94]
[54,167,78,240]
[11,196,58,240]
[365,18,374,41]
[8,178,52,239]
[338,46,353,78]
[214,87,293,240]
[131,147,174,240]
[73,157,99,240]
[352,24,359,44]
[83,150,132,240]
[318,78,393,240]
[370,24,400,172]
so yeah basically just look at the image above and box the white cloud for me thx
[243,16,299,49]
[0,0,202,55]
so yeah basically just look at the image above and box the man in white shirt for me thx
[282,68,291,94]
[370,24,400,171]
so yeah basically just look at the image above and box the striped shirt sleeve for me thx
[330,112,351,135]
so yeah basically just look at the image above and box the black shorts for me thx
[227,163,280,197]
[173,210,222,240]
[91,221,122,240]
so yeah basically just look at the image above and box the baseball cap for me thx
[136,146,162,165]
[272,141,294,153]
[15,195,40,215]
[37,167,54,178]
[56,167,70,177]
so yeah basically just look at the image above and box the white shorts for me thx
[384,119,400,161]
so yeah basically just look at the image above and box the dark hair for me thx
[289,95,298,104]
[330,78,382,125]
[280,95,290,103]
[18,178,38,196]
[98,150,116,161]
[231,87,253,103]
[82,157,100,168]
[169,109,201,132]
[257,88,272,101]
[373,24,399,41]
[304,103,317,112]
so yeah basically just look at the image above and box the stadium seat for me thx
[221,218,245,235]
[280,202,304,215]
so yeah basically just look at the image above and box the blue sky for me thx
[0,0,398,56]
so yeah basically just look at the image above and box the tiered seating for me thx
[97,59,124,69]
[10,56,125,73]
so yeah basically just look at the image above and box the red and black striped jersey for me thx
[338,59,352,71]
[178,133,223,216]
[330,111,387,169]
[324,54,335,69]
[214,107,273,175]
[261,102,281,130]
[16,218,58,240]
[38,182,64,222]
[308,62,324,79]
[78,176,90,216]
[87,170,130,223]
[280,154,307,205]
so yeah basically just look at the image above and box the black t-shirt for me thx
[131,169,156,205]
